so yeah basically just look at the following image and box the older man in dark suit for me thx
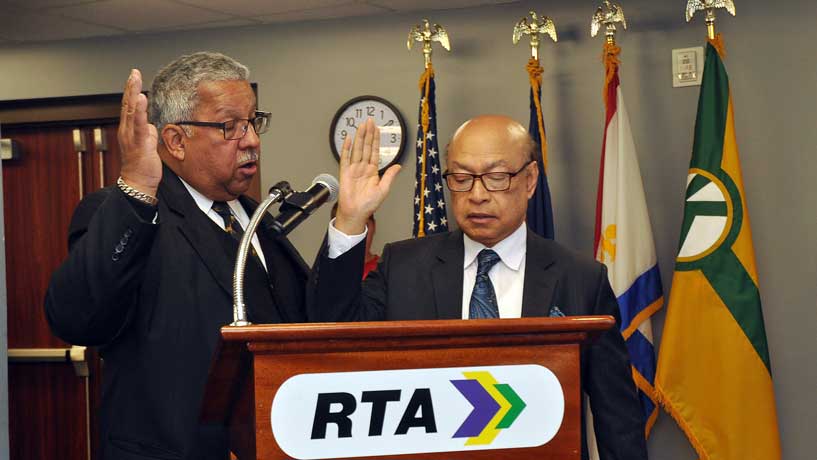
[44,52,321,460]
[310,115,648,460]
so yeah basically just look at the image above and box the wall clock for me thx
[329,95,407,173]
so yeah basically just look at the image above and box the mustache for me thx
[237,149,259,165]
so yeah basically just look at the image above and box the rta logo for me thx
[311,389,437,439]
[271,365,564,459]
[310,371,526,444]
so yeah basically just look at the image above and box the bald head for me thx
[447,115,537,168]
[444,114,539,247]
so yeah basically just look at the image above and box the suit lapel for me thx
[432,231,465,320]
[521,230,559,318]
[160,166,235,298]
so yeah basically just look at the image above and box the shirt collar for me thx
[463,222,527,271]
[179,178,240,216]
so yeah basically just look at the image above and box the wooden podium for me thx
[202,316,614,460]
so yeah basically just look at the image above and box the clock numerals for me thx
[331,96,407,172]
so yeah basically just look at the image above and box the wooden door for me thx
[2,90,263,459]
[4,122,118,460]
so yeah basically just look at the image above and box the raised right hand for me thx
[117,69,161,197]
[334,118,401,235]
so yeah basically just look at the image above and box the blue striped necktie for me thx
[469,249,502,319]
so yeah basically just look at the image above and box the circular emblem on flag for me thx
[676,168,734,263]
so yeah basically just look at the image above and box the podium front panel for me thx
[252,341,581,460]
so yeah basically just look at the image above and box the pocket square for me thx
[548,306,565,317]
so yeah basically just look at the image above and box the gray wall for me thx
[1,0,814,458]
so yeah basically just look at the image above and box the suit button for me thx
[124,228,134,237]
[114,244,124,253]
[112,253,120,261]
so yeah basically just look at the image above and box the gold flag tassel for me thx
[602,42,621,109]
[708,33,726,59]
[526,58,548,171]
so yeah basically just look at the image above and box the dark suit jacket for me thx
[309,229,648,460]
[45,166,311,460]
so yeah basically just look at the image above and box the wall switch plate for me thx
[1,139,21,161]
[672,47,704,87]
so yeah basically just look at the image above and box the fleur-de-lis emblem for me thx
[600,224,617,263]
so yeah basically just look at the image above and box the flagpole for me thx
[591,0,665,441]
[408,19,450,238]
[513,11,557,240]
[513,11,557,173]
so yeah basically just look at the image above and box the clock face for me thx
[329,96,407,172]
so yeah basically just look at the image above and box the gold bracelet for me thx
[117,176,158,206]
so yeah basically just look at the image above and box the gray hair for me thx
[149,51,250,142]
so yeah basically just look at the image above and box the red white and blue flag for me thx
[413,65,448,237]
[593,44,664,441]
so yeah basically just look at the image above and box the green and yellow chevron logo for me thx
[450,371,527,445]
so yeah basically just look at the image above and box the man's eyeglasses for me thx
[175,111,271,140]
[442,160,534,192]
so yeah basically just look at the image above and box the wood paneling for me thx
[4,124,110,460]
[8,362,89,460]
[3,125,81,349]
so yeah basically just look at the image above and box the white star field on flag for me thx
[413,74,449,237]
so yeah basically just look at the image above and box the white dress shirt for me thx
[179,178,268,271]
[461,223,526,319]
[327,220,528,319]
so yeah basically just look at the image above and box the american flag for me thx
[413,65,448,237]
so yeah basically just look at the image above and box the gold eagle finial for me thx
[408,19,451,68]
[512,11,557,61]
[591,0,627,44]
[686,0,736,38]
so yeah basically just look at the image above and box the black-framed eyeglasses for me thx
[175,111,271,140]
[442,160,534,192]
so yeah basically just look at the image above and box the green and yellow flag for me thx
[655,36,781,460]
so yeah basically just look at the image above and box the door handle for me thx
[93,127,107,188]
[8,345,89,377]
[73,128,87,199]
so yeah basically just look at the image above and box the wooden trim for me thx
[0,83,259,128]
[0,93,123,127]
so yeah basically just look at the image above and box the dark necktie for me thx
[469,249,502,319]
[212,201,265,270]
[211,201,245,242]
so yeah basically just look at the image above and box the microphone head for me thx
[311,174,340,203]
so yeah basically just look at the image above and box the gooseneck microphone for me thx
[268,180,293,200]
[267,174,340,236]
[230,174,339,326]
